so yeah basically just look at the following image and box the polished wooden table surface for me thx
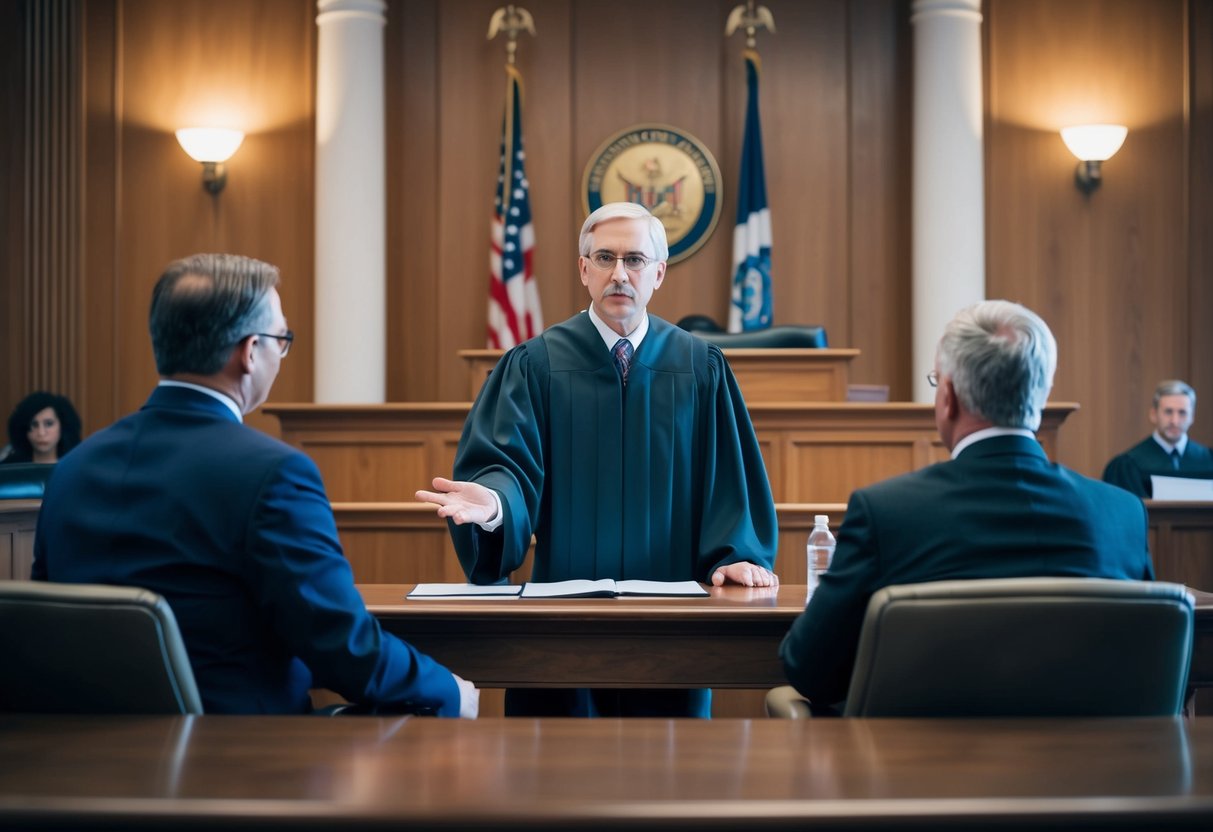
[361,583,802,688]
[1,715,1211,831]
[362,584,1213,693]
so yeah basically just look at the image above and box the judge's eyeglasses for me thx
[587,251,656,273]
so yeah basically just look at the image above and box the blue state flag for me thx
[728,52,772,333]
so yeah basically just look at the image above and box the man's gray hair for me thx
[149,253,280,376]
[578,202,669,262]
[1154,379,1196,409]
[936,300,1058,431]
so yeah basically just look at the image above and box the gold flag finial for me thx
[725,1,776,51]
[487,5,536,65]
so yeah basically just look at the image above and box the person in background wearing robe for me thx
[1102,379,1213,498]
[418,202,778,718]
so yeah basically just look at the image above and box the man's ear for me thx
[942,379,961,420]
[232,335,257,377]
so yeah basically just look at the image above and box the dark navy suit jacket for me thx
[32,385,461,715]
[780,434,1156,705]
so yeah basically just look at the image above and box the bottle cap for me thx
[814,515,829,526]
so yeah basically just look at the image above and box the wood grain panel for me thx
[269,401,1077,502]
[386,0,438,402]
[113,0,315,422]
[752,0,851,344]
[0,501,39,581]
[459,347,858,402]
[986,0,1190,479]
[1148,501,1213,591]
[0,1,30,416]
[80,0,120,435]
[848,0,912,398]
[3,0,84,419]
[1190,0,1213,452]
[784,437,928,503]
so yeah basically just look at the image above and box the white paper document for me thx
[519,579,709,599]
[406,583,523,599]
[1150,475,1213,501]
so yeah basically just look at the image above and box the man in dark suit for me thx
[32,253,477,717]
[1102,380,1213,498]
[779,300,1155,709]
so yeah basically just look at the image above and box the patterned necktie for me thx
[612,338,633,386]
[1171,448,1181,471]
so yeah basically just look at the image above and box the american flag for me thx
[488,65,542,348]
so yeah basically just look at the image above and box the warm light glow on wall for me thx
[1060,124,1127,194]
[175,128,245,194]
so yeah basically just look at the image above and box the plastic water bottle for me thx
[806,515,836,597]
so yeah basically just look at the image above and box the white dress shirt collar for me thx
[1153,431,1188,457]
[157,380,243,423]
[586,305,649,352]
[951,426,1036,460]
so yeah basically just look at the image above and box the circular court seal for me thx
[582,124,722,264]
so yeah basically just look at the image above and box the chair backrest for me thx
[843,577,1194,717]
[674,315,829,349]
[0,581,203,714]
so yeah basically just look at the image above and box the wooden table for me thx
[363,584,1213,697]
[363,583,798,689]
[1,714,1211,830]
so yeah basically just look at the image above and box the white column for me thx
[314,0,386,402]
[911,0,985,402]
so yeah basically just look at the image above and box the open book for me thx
[406,583,522,599]
[519,579,708,599]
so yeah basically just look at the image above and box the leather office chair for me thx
[674,315,828,349]
[767,577,1194,718]
[0,581,203,714]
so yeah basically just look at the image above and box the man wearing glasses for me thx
[779,300,1154,712]
[418,202,778,718]
[33,253,477,718]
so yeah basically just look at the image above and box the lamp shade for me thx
[1060,124,1128,162]
[175,128,245,163]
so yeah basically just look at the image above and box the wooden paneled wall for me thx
[985,0,1213,477]
[1,0,1210,482]
[386,0,911,405]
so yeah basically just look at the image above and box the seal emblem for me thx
[582,124,722,264]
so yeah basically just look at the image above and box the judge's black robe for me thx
[449,312,778,717]
[1102,436,1213,498]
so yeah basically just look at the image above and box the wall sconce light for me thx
[1060,124,1128,194]
[175,128,245,194]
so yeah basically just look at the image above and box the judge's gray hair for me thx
[1153,380,1196,409]
[578,202,669,262]
[936,300,1057,431]
[150,253,280,376]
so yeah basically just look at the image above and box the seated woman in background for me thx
[2,392,82,464]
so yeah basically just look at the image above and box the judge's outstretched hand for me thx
[416,477,497,526]
[711,562,780,588]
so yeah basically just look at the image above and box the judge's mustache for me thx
[602,286,636,299]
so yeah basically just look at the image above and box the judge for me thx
[1102,380,1213,498]
[418,202,778,718]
